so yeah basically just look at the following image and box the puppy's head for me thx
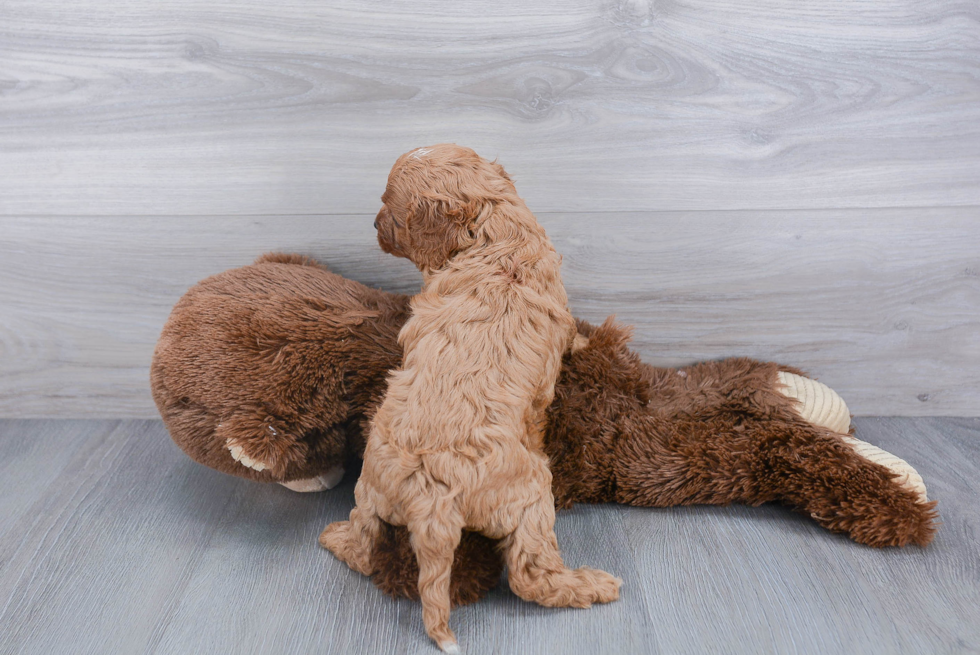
[375,144,516,272]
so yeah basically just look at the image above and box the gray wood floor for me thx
[1,418,977,654]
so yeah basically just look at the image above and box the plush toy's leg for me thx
[612,360,937,547]
[837,436,928,501]
[278,464,345,492]
[772,372,937,546]
[766,426,938,547]
[776,372,928,502]
[775,371,851,434]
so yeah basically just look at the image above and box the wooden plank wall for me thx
[2,214,978,418]
[1,0,978,417]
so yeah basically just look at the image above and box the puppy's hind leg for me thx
[409,518,464,653]
[501,479,622,609]
[320,477,384,575]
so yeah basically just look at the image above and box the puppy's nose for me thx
[373,218,379,229]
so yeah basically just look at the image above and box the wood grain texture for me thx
[1,0,979,215]
[1,212,977,418]
[622,416,980,654]
[0,418,977,654]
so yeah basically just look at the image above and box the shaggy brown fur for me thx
[371,523,504,607]
[319,145,619,649]
[151,252,402,482]
[152,255,938,607]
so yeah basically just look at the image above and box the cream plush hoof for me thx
[776,372,928,502]
[278,465,345,493]
[776,371,851,434]
[839,435,928,502]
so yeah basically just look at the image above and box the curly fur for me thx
[319,145,620,648]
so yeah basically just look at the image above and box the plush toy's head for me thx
[375,144,516,272]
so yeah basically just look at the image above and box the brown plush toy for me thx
[151,253,938,606]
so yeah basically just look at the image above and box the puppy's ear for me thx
[490,160,514,185]
[406,193,478,271]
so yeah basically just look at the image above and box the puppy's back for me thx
[379,245,573,454]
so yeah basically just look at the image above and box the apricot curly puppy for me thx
[320,145,622,651]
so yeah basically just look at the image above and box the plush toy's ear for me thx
[406,192,478,271]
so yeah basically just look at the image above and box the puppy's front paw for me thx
[226,438,269,472]
[319,520,374,574]
[319,520,349,552]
